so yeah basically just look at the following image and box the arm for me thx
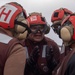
[46,40,61,72]
[46,45,58,71]
[4,44,26,75]
[52,42,60,63]
[65,53,75,75]
[24,46,40,75]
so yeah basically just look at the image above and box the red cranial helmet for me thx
[0,2,27,29]
[51,8,73,22]
[27,12,50,34]
[27,12,46,25]
[58,14,75,46]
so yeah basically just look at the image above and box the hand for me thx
[30,46,40,62]
[27,46,40,66]
[46,45,53,61]
[46,45,57,71]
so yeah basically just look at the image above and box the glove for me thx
[46,45,53,61]
[25,46,40,75]
[27,46,40,67]
[46,45,57,71]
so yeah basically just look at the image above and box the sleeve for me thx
[65,53,75,75]
[46,38,61,73]
[4,44,26,75]
[52,41,60,63]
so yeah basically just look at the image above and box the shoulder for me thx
[0,33,13,44]
[67,50,75,65]
[44,36,58,46]
[0,33,20,45]
[44,36,55,42]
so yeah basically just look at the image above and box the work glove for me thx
[25,46,40,74]
[46,45,57,71]
[27,46,40,67]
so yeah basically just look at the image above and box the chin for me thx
[34,38,42,42]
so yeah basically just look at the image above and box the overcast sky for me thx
[0,0,75,45]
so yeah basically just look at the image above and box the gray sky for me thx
[0,0,75,45]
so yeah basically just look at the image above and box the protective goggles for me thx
[30,24,47,34]
[51,22,61,34]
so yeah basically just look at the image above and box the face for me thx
[28,25,45,42]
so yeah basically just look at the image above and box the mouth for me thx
[35,33,41,36]
[34,34,42,38]
[35,34,43,38]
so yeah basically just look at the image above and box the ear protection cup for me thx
[15,25,26,33]
[17,30,28,40]
[60,26,73,42]
[15,19,28,33]
[14,18,30,40]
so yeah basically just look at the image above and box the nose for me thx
[37,30,42,33]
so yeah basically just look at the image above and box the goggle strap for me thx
[15,20,31,33]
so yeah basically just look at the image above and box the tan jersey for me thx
[0,33,26,75]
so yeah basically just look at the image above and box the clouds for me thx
[0,0,75,45]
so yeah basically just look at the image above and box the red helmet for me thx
[27,14,47,25]
[0,2,27,29]
[61,14,75,40]
[51,8,73,22]
[27,12,50,34]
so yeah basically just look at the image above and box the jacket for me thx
[0,28,26,75]
[23,37,60,75]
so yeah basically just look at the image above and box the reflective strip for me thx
[0,33,12,44]
[25,47,29,59]
[25,45,47,58]
[42,45,47,58]
[60,44,65,54]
